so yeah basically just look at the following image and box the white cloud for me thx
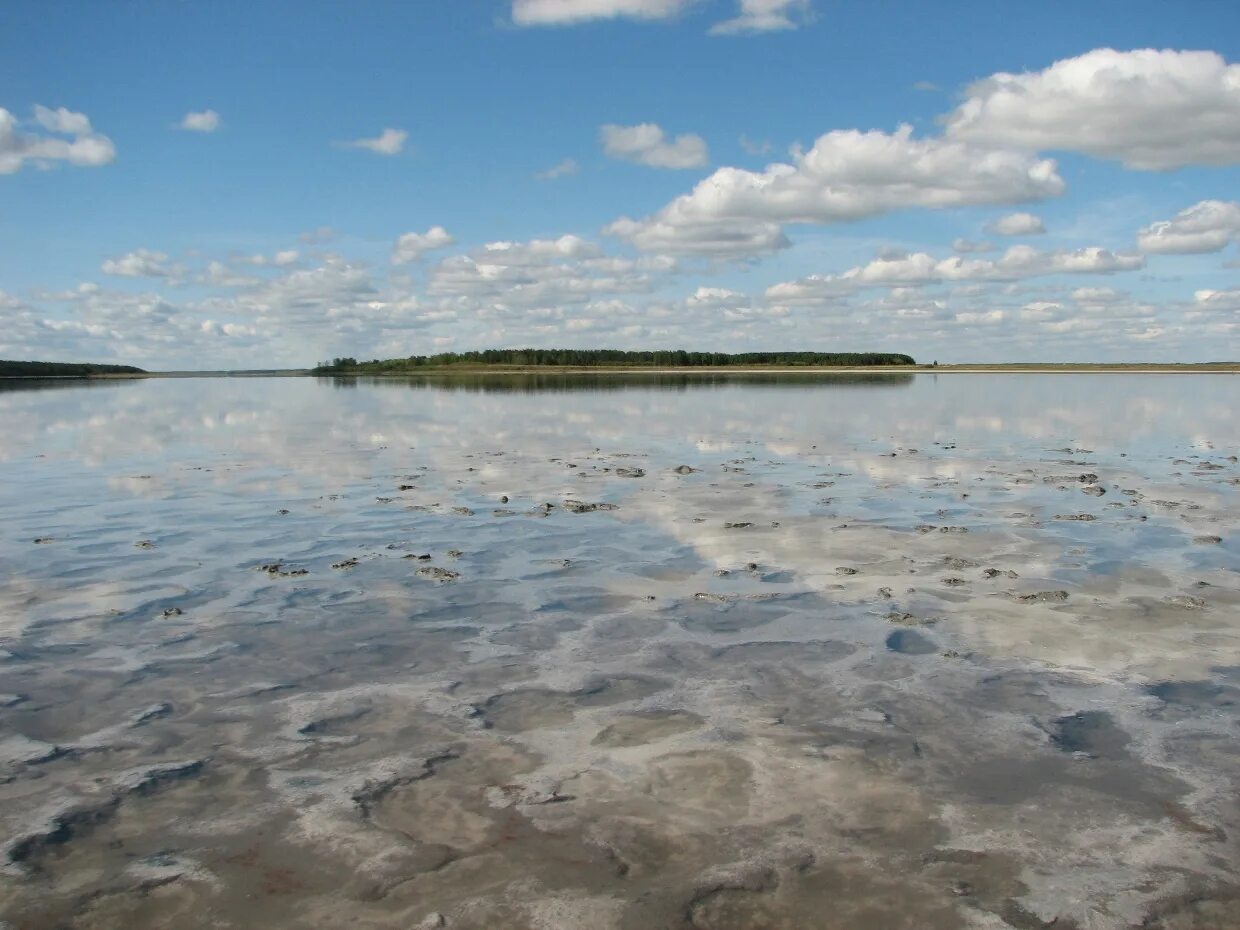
[237,250,301,267]
[179,109,220,133]
[1137,200,1240,254]
[601,122,708,169]
[953,238,996,253]
[33,105,92,136]
[986,211,1045,236]
[1193,288,1240,312]
[537,157,579,179]
[511,0,699,25]
[944,48,1240,170]
[340,128,407,156]
[425,236,671,311]
[606,124,1063,258]
[766,245,1145,304]
[391,226,456,265]
[954,309,1006,325]
[101,249,179,279]
[471,235,602,266]
[0,105,115,174]
[709,0,810,35]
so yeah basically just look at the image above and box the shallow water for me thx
[1,372,1238,930]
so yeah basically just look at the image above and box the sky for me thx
[2,0,1239,368]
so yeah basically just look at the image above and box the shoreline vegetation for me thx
[2,354,1239,380]
[0,360,146,378]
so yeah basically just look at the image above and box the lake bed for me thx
[1,373,1238,929]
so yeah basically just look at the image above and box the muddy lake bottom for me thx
[1,372,1239,929]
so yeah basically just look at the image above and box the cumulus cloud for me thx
[426,235,673,310]
[0,105,116,174]
[766,245,1145,304]
[1137,200,1240,254]
[605,124,1063,258]
[512,0,699,25]
[391,226,456,265]
[537,157,579,179]
[100,249,180,279]
[601,122,709,169]
[943,48,1240,170]
[986,212,1045,236]
[339,128,407,156]
[179,109,220,132]
[710,0,811,35]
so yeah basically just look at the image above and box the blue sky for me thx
[2,0,1239,366]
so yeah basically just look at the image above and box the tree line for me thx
[313,349,915,373]
[0,359,146,377]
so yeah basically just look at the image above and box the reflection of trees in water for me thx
[323,372,916,394]
[0,378,139,394]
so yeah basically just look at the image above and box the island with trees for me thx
[312,349,917,374]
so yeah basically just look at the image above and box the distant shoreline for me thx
[3,362,1239,381]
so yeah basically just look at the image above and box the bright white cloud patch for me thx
[944,48,1240,170]
[1138,200,1240,254]
[0,105,115,174]
[512,0,698,25]
[101,249,179,279]
[710,0,810,35]
[986,212,1045,236]
[601,122,709,169]
[606,124,1063,258]
[391,226,456,265]
[340,128,407,155]
[766,245,1145,303]
[179,109,220,132]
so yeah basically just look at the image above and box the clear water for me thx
[1,373,1238,929]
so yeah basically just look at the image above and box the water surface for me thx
[1,373,1238,929]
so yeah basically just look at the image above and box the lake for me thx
[1,373,1238,929]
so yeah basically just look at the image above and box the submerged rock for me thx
[416,566,460,583]
[564,500,620,514]
[1016,590,1069,603]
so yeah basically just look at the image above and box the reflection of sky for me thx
[2,375,1238,476]
[4,374,1237,673]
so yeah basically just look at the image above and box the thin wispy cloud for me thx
[710,0,811,35]
[179,109,220,132]
[338,127,408,155]
[512,0,700,26]
[537,157,580,179]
